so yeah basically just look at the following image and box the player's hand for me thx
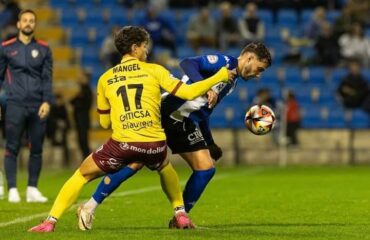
[208,143,223,161]
[38,102,50,119]
[207,90,218,108]
[227,69,237,82]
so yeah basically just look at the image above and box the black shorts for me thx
[162,116,207,154]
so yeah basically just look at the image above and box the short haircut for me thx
[18,9,37,21]
[114,26,150,56]
[241,42,272,67]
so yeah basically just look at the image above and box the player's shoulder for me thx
[1,37,17,47]
[35,39,49,48]
[141,61,167,73]
[203,54,234,64]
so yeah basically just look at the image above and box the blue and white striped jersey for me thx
[161,54,239,145]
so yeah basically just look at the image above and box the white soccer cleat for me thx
[8,188,21,203]
[77,204,95,231]
[26,187,48,203]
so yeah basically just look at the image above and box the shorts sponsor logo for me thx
[187,130,204,145]
[105,158,121,170]
[119,142,129,150]
[96,145,103,153]
[129,145,166,154]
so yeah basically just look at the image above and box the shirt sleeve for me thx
[42,47,53,103]
[180,54,227,83]
[96,76,110,113]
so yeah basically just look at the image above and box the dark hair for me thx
[18,9,37,21]
[240,42,272,67]
[114,26,150,56]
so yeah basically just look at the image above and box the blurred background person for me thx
[0,9,52,203]
[187,7,217,53]
[139,4,177,57]
[46,93,70,167]
[313,22,340,67]
[337,61,369,110]
[238,2,265,45]
[253,88,276,109]
[285,90,301,146]
[70,70,93,159]
[217,1,240,51]
[338,22,370,67]
[100,25,121,68]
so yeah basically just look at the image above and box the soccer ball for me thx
[245,105,276,135]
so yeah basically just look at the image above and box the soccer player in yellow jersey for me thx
[28,26,235,232]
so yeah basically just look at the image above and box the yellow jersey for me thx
[97,57,185,142]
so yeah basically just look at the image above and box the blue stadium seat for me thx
[331,68,347,84]
[285,67,303,83]
[307,67,326,84]
[259,9,273,26]
[301,9,313,23]
[351,110,370,128]
[177,46,196,59]
[277,9,298,27]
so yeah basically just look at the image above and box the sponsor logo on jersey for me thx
[120,110,151,121]
[31,49,39,58]
[107,75,126,85]
[122,120,154,131]
[207,55,218,64]
[10,50,18,56]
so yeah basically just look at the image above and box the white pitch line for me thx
[0,167,266,228]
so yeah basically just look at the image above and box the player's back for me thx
[98,57,168,142]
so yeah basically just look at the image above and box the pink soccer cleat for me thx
[28,220,55,232]
[168,212,195,229]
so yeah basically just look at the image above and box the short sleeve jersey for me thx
[97,57,183,142]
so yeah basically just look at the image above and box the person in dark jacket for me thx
[337,61,369,109]
[0,9,53,203]
[70,70,92,159]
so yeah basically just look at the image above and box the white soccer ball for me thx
[245,105,276,135]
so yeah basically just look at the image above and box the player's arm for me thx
[160,66,232,101]
[179,54,227,83]
[41,47,53,104]
[96,77,111,129]
[198,119,223,161]
[198,118,214,145]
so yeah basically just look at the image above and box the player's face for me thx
[238,53,268,80]
[135,41,149,61]
[17,13,36,36]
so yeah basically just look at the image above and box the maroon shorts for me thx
[92,138,167,173]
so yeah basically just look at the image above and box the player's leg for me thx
[83,162,143,214]
[180,149,215,213]
[4,104,26,202]
[28,154,105,232]
[156,158,195,229]
[26,107,47,202]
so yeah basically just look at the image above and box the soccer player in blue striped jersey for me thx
[79,42,271,229]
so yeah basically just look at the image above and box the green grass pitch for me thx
[1,166,370,240]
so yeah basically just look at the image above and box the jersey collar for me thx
[121,57,137,64]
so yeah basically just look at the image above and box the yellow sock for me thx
[49,169,88,219]
[159,163,184,209]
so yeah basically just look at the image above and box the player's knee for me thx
[191,159,214,171]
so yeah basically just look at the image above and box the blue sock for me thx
[183,168,216,213]
[92,166,136,204]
